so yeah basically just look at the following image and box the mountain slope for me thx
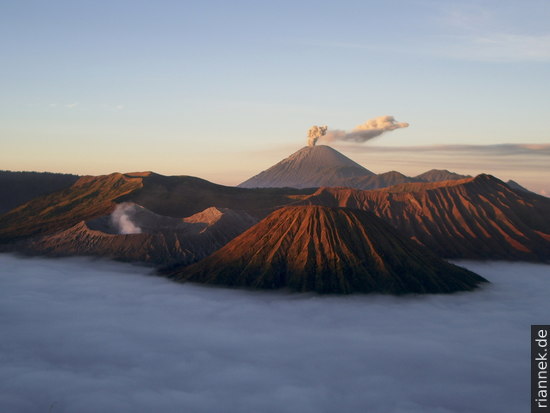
[171,206,487,294]
[23,206,258,265]
[0,171,79,214]
[238,145,374,189]
[0,172,312,245]
[120,173,313,218]
[0,173,144,244]
[300,175,550,261]
[506,179,532,193]
[339,171,418,190]
[415,169,470,182]
[238,146,472,190]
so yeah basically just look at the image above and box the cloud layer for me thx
[345,143,550,156]
[0,254,548,413]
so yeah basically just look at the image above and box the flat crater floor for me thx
[0,254,548,413]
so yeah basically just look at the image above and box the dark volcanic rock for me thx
[171,206,487,294]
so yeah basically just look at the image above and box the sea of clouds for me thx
[0,254,549,413]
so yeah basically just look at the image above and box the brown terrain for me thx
[0,172,312,246]
[23,206,258,266]
[0,150,548,295]
[0,172,145,244]
[120,172,313,218]
[172,206,487,294]
[1,170,548,265]
[299,174,550,260]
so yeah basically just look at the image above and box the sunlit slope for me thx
[300,175,550,260]
[172,206,487,294]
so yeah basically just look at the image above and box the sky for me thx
[2,254,549,413]
[0,0,549,191]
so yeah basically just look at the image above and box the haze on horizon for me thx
[1,1,549,193]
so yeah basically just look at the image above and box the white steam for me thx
[321,115,409,144]
[307,125,328,147]
[110,203,142,234]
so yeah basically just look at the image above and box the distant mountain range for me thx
[0,145,548,294]
[238,145,471,189]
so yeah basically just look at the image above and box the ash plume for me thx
[322,115,409,144]
[110,203,142,234]
[307,125,328,147]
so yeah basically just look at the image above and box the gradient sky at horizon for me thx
[1,0,549,191]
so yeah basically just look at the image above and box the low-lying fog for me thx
[1,254,548,413]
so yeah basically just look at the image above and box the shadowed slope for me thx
[121,173,314,218]
[506,179,532,193]
[0,171,79,214]
[172,206,486,294]
[0,172,312,246]
[415,169,470,182]
[338,171,418,190]
[0,173,145,243]
[301,175,550,261]
[23,206,257,265]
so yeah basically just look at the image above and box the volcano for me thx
[238,145,375,189]
[23,205,258,266]
[237,145,470,190]
[171,206,487,294]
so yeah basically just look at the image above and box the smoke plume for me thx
[322,115,409,144]
[307,125,328,147]
[110,203,142,234]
